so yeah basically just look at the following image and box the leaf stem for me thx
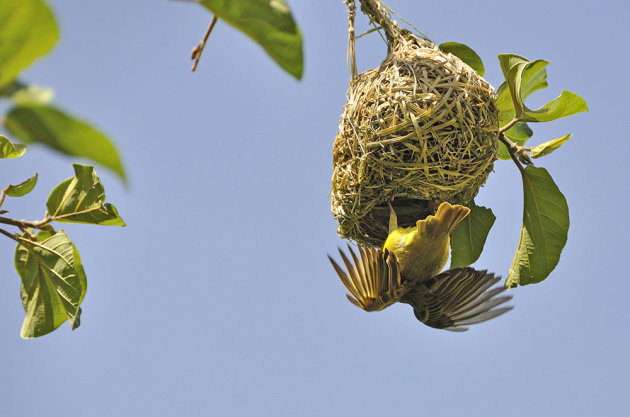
[191,15,219,72]
[498,117,519,134]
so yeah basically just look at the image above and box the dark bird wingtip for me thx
[445,326,469,332]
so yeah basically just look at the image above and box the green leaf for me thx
[46,164,125,226]
[11,83,54,105]
[496,79,534,160]
[498,54,529,81]
[502,58,549,118]
[513,60,549,101]
[0,0,58,87]
[495,81,512,118]
[503,122,533,141]
[530,134,572,159]
[69,242,86,330]
[497,54,587,123]
[450,202,496,268]
[521,91,588,122]
[498,55,549,113]
[6,173,38,197]
[0,135,26,158]
[439,42,484,76]
[506,166,569,288]
[5,104,126,180]
[496,61,547,122]
[0,79,27,98]
[15,230,86,338]
[199,0,303,79]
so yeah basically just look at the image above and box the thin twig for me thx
[0,227,18,242]
[0,185,8,209]
[0,205,103,236]
[498,116,534,170]
[499,132,533,165]
[499,133,528,173]
[0,215,51,229]
[498,117,519,134]
[191,15,219,72]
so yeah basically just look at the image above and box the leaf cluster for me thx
[0,0,125,180]
[0,0,126,338]
[443,47,587,288]
[0,164,124,338]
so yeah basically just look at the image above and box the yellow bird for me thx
[329,201,513,331]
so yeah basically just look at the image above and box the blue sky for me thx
[1,1,628,416]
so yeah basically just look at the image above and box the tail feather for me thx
[417,202,470,237]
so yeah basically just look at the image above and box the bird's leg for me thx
[387,196,398,233]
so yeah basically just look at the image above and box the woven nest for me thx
[331,33,499,247]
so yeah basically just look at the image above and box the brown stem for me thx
[0,227,18,242]
[0,185,9,209]
[498,117,519,134]
[191,15,219,72]
[499,133,531,173]
[0,205,102,236]
[0,215,52,229]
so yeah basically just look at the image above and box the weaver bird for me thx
[329,201,513,331]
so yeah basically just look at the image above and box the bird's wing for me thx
[403,267,513,331]
[328,244,404,312]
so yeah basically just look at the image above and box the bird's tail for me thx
[417,202,470,238]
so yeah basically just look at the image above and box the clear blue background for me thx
[1,1,628,416]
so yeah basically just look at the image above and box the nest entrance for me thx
[331,34,499,247]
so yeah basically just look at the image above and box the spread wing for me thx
[402,267,513,331]
[328,244,404,312]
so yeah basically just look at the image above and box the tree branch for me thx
[0,215,52,230]
[0,227,18,242]
[191,15,219,72]
[499,133,532,173]
[0,185,8,209]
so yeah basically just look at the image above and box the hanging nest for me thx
[331,32,499,247]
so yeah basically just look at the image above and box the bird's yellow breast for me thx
[383,225,450,281]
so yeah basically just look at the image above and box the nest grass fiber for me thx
[331,32,499,246]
